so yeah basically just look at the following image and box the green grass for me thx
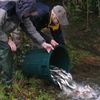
[0,13,100,100]
[67,44,92,66]
[0,44,92,100]
[0,70,56,100]
[36,92,55,100]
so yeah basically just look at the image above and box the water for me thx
[50,66,100,100]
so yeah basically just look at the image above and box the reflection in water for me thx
[50,66,100,100]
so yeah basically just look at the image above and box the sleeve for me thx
[22,18,45,45]
[50,27,65,45]
[0,9,8,42]
[38,30,52,43]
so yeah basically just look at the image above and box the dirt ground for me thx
[65,15,100,85]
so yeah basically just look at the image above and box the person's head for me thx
[51,5,69,26]
[16,0,37,20]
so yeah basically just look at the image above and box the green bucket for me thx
[22,45,70,80]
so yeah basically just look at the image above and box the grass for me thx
[0,13,100,100]
[0,70,56,100]
[0,45,94,100]
[36,92,55,100]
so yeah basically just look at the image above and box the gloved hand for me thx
[41,42,54,53]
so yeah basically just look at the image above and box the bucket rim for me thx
[48,45,70,80]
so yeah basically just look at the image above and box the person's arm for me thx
[22,18,45,45]
[22,18,54,52]
[0,9,18,52]
[39,31,58,47]
[8,27,22,51]
[50,26,65,45]
[39,30,52,43]
[10,28,21,48]
[0,9,8,42]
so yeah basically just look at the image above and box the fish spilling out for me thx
[50,66,100,100]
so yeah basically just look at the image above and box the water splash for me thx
[50,66,100,100]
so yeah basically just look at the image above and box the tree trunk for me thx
[98,0,100,17]
[86,0,89,30]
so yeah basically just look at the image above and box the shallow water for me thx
[58,84,100,100]
[50,66,100,100]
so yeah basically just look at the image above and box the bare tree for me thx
[86,0,89,30]
[97,0,100,17]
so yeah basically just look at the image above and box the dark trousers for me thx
[0,41,14,84]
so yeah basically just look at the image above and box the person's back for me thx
[30,2,50,30]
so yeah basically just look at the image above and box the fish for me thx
[50,66,77,90]
[50,65,99,100]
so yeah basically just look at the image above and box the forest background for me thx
[0,0,100,100]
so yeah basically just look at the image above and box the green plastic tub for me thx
[22,45,70,80]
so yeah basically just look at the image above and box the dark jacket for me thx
[16,0,45,44]
[16,0,36,20]
[30,2,50,30]
[0,1,17,17]
[0,0,45,45]
[0,1,19,42]
[30,2,65,45]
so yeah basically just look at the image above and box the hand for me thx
[51,39,59,47]
[42,42,54,53]
[8,39,17,52]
